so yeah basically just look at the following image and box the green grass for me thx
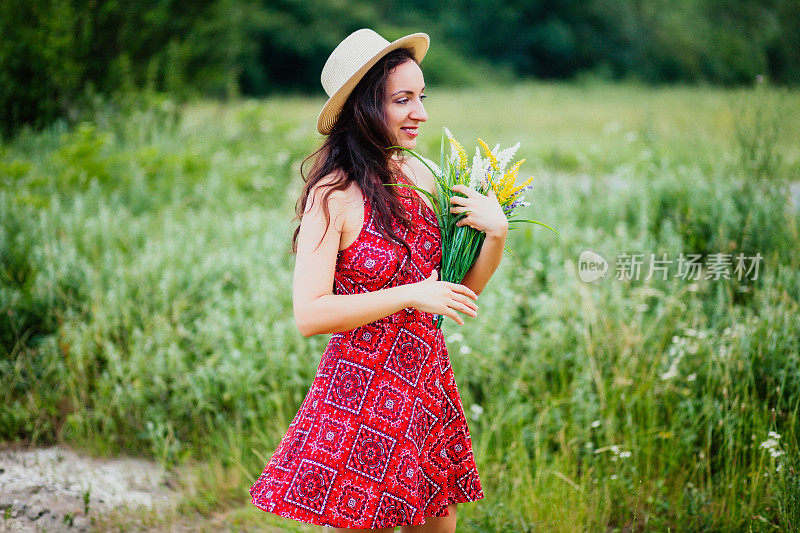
[2,80,800,531]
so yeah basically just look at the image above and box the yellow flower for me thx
[508,175,534,198]
[448,138,468,172]
[477,138,499,172]
[497,158,525,203]
[487,173,501,196]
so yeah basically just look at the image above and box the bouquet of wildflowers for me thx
[390,127,558,328]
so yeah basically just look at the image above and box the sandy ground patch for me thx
[0,444,183,532]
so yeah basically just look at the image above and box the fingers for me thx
[461,294,480,313]
[443,307,464,326]
[450,299,478,318]
[427,269,438,281]
[450,184,475,195]
[448,283,479,301]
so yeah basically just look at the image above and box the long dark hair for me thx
[290,47,422,265]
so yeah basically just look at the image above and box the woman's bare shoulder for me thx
[402,155,437,194]
[304,171,361,225]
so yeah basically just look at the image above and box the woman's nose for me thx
[409,99,428,122]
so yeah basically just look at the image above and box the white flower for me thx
[660,368,679,381]
[590,420,601,428]
[619,451,632,458]
[494,142,521,174]
[470,404,483,420]
[443,127,460,167]
[687,373,697,382]
[610,474,618,480]
[447,333,464,343]
[459,345,472,354]
[468,151,491,190]
[660,343,685,380]
[768,431,781,440]
[760,438,779,450]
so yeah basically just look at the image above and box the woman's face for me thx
[384,59,428,150]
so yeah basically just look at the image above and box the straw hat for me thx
[317,28,429,135]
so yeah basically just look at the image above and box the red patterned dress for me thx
[249,171,485,529]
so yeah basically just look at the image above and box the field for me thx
[2,80,800,531]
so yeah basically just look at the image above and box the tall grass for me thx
[2,81,799,531]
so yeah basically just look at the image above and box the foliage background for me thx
[2,0,800,138]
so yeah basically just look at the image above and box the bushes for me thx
[4,0,800,139]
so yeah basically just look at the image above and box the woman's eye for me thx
[395,94,426,105]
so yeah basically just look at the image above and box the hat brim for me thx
[317,32,429,135]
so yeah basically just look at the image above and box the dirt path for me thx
[0,444,186,532]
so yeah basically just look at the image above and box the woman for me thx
[250,28,509,533]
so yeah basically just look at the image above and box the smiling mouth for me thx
[400,127,418,135]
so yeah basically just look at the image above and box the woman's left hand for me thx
[449,182,509,238]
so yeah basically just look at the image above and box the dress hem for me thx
[250,491,486,529]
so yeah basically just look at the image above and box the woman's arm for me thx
[292,177,479,337]
[458,229,507,296]
[448,183,509,296]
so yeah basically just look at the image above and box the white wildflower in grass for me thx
[760,438,779,450]
[619,451,632,458]
[591,420,602,428]
[470,404,483,421]
[660,367,679,381]
[585,441,594,449]
[610,474,618,480]
[660,336,687,380]
[447,332,464,343]
[759,431,786,459]
[459,345,472,355]
[687,373,697,382]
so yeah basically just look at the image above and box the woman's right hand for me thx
[406,270,479,325]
